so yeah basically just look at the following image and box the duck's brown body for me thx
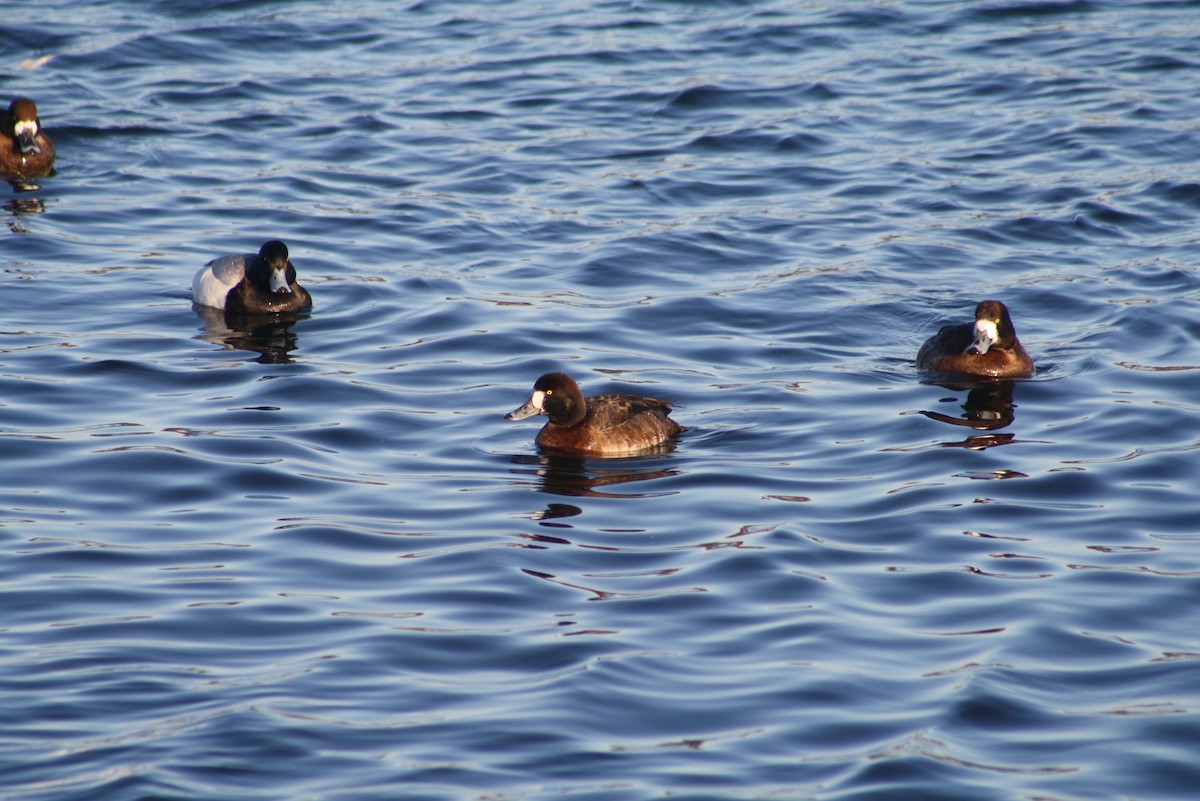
[507,373,684,456]
[917,300,1034,378]
[533,392,683,454]
[1,98,55,180]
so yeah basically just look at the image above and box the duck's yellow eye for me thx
[545,389,553,396]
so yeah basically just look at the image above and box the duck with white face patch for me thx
[917,299,1034,378]
[1,98,56,180]
[506,371,685,456]
[505,388,548,421]
[971,316,1001,355]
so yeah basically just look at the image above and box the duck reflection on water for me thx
[919,379,1018,430]
[4,195,46,216]
[908,379,1030,450]
[193,303,308,364]
[508,450,682,499]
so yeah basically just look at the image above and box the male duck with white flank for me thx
[192,240,312,315]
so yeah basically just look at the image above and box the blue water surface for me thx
[3,1,1199,799]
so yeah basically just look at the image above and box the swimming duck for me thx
[1,98,56,180]
[506,372,684,456]
[917,300,1034,378]
[192,240,312,315]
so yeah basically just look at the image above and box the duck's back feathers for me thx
[917,321,975,366]
[536,393,683,454]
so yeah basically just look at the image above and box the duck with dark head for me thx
[1,98,56,181]
[917,300,1034,379]
[192,240,312,316]
[506,372,684,457]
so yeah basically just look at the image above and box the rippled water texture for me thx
[3,1,1200,799]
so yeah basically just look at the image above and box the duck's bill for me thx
[16,128,40,155]
[270,267,291,293]
[969,319,998,355]
[505,399,541,421]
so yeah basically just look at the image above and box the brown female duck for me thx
[506,372,684,456]
[917,300,1034,378]
[1,98,56,180]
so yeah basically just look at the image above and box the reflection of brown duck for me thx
[920,380,1016,431]
[4,196,45,216]
[509,453,681,499]
[942,433,1016,451]
[918,300,1033,378]
[1,98,55,180]
[506,372,684,456]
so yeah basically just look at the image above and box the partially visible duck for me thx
[917,300,1034,378]
[506,372,684,456]
[1,98,56,180]
[192,240,312,315]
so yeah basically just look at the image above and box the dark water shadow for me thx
[507,448,683,500]
[193,304,309,364]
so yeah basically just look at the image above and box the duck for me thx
[1,98,56,180]
[192,240,312,315]
[506,372,685,456]
[917,299,1034,378]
